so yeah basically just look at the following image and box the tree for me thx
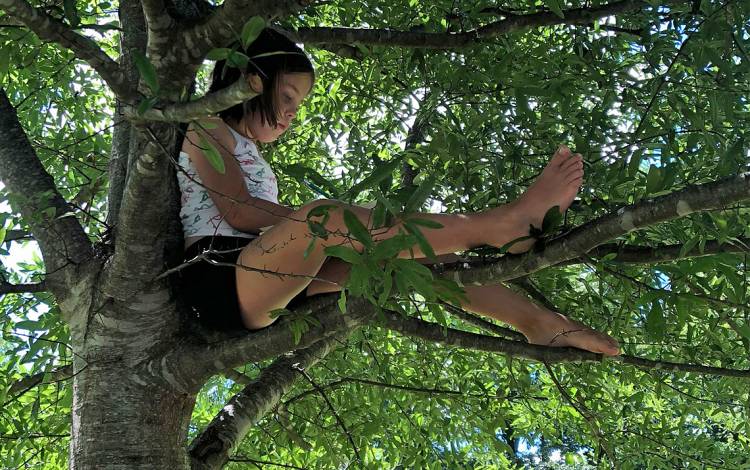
[1,0,749,467]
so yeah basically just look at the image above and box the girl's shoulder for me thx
[183,117,238,156]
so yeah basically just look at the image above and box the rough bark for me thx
[188,332,350,469]
[69,360,195,469]
[106,0,147,228]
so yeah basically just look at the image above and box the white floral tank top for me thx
[177,126,279,239]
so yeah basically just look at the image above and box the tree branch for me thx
[188,331,348,470]
[292,0,658,49]
[400,89,433,188]
[0,0,134,100]
[440,174,750,285]
[2,229,32,243]
[284,376,545,405]
[124,78,260,123]
[376,311,750,379]
[0,89,95,313]
[106,0,147,227]
[580,238,750,264]
[173,1,312,70]
[0,280,47,296]
[160,296,372,392]
[7,365,73,397]
[105,124,177,294]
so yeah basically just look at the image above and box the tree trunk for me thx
[67,268,196,467]
[69,361,195,469]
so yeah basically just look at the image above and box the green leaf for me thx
[0,227,6,245]
[546,0,565,19]
[372,191,400,217]
[337,290,347,313]
[197,133,225,174]
[735,323,750,341]
[241,16,266,49]
[133,52,159,94]
[285,164,340,198]
[206,48,233,61]
[195,119,218,130]
[645,164,662,194]
[343,209,373,247]
[646,302,666,340]
[307,220,328,239]
[136,96,159,115]
[628,149,644,176]
[303,238,317,259]
[541,205,562,234]
[14,320,45,331]
[324,245,362,264]
[306,203,338,221]
[341,158,402,200]
[372,234,415,260]
[226,51,250,69]
[404,175,437,213]
[63,0,80,27]
[497,235,533,254]
[717,138,744,177]
[404,221,436,260]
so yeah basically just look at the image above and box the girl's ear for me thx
[246,74,263,94]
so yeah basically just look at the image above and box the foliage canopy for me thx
[1,0,749,468]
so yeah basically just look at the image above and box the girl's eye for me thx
[283,94,293,103]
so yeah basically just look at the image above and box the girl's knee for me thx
[295,199,346,220]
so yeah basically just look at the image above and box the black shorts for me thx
[181,236,252,331]
[179,235,309,331]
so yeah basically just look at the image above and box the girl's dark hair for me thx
[209,28,314,128]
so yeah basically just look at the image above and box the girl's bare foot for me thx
[524,310,621,356]
[490,145,584,253]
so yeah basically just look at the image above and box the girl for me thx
[178,28,620,356]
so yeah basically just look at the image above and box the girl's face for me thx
[243,72,313,143]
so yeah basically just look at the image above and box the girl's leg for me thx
[235,199,497,328]
[460,284,620,355]
[306,263,620,355]
[235,146,583,329]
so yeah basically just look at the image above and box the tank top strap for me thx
[225,126,255,153]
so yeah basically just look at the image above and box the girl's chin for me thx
[248,126,284,143]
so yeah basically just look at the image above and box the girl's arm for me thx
[181,118,293,233]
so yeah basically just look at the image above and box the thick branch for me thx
[188,332,347,470]
[124,78,259,123]
[106,0,147,227]
[0,89,94,306]
[141,0,173,34]
[105,125,177,293]
[0,280,46,295]
[0,0,134,100]
[442,174,750,284]
[174,1,311,69]
[377,311,750,379]
[293,0,657,49]
[158,296,372,391]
